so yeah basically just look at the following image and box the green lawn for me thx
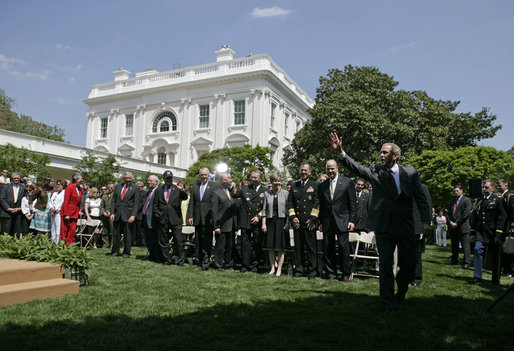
[1,245,512,350]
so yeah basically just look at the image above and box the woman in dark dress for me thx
[261,173,289,276]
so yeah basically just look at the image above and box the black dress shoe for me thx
[463,264,470,269]
[201,267,209,271]
[395,290,407,303]
[122,254,130,258]
[110,252,120,257]
[468,278,481,284]
[163,261,172,265]
[240,268,248,273]
[216,268,222,272]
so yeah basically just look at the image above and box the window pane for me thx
[125,114,133,136]
[199,104,209,128]
[271,103,276,128]
[234,100,245,125]
[100,118,108,138]
[160,121,169,132]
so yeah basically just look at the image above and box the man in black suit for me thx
[287,163,320,278]
[318,159,357,281]
[448,185,472,268]
[110,171,140,258]
[0,172,24,236]
[354,178,370,232]
[153,170,188,266]
[142,175,159,262]
[211,173,237,271]
[498,179,514,277]
[330,132,431,313]
[469,179,506,285]
[234,171,266,273]
[187,168,215,271]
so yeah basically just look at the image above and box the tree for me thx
[0,89,65,142]
[185,145,274,186]
[283,66,501,176]
[0,143,51,182]
[74,150,120,187]
[408,146,514,209]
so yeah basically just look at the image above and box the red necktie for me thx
[121,186,127,200]
[388,169,398,198]
[166,187,170,203]
[142,192,152,215]
[453,198,460,214]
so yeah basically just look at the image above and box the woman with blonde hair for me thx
[85,187,102,248]
[261,173,289,276]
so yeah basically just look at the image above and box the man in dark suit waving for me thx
[187,168,215,270]
[110,171,140,258]
[154,170,188,266]
[330,132,431,313]
[318,160,357,281]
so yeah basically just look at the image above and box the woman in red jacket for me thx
[60,173,83,245]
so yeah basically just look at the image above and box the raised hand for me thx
[329,132,344,153]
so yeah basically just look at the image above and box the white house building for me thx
[84,46,314,171]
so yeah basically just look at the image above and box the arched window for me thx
[160,121,169,132]
[157,147,167,165]
[152,111,177,133]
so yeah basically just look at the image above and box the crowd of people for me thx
[0,135,512,313]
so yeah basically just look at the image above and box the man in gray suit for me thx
[330,132,431,313]
[211,173,237,271]
[142,175,159,262]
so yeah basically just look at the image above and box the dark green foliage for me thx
[74,150,120,187]
[284,66,501,176]
[0,143,51,182]
[0,88,65,142]
[0,234,95,272]
[185,145,274,186]
[409,146,514,208]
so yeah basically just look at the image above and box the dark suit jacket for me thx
[447,195,472,233]
[187,181,215,226]
[136,189,147,221]
[413,184,432,234]
[287,179,320,228]
[499,190,514,233]
[211,186,236,232]
[355,191,370,231]
[111,183,140,222]
[61,183,82,219]
[153,184,188,227]
[233,184,266,229]
[338,154,431,234]
[0,184,24,219]
[317,174,357,233]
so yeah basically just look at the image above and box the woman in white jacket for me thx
[49,180,66,244]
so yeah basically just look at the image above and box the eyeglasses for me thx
[482,186,490,189]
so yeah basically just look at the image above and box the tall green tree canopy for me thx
[0,89,65,142]
[408,146,513,209]
[0,144,51,183]
[74,150,120,187]
[283,66,501,176]
[185,145,274,186]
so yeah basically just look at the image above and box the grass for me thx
[1,244,513,350]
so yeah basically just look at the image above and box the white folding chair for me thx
[350,231,380,279]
